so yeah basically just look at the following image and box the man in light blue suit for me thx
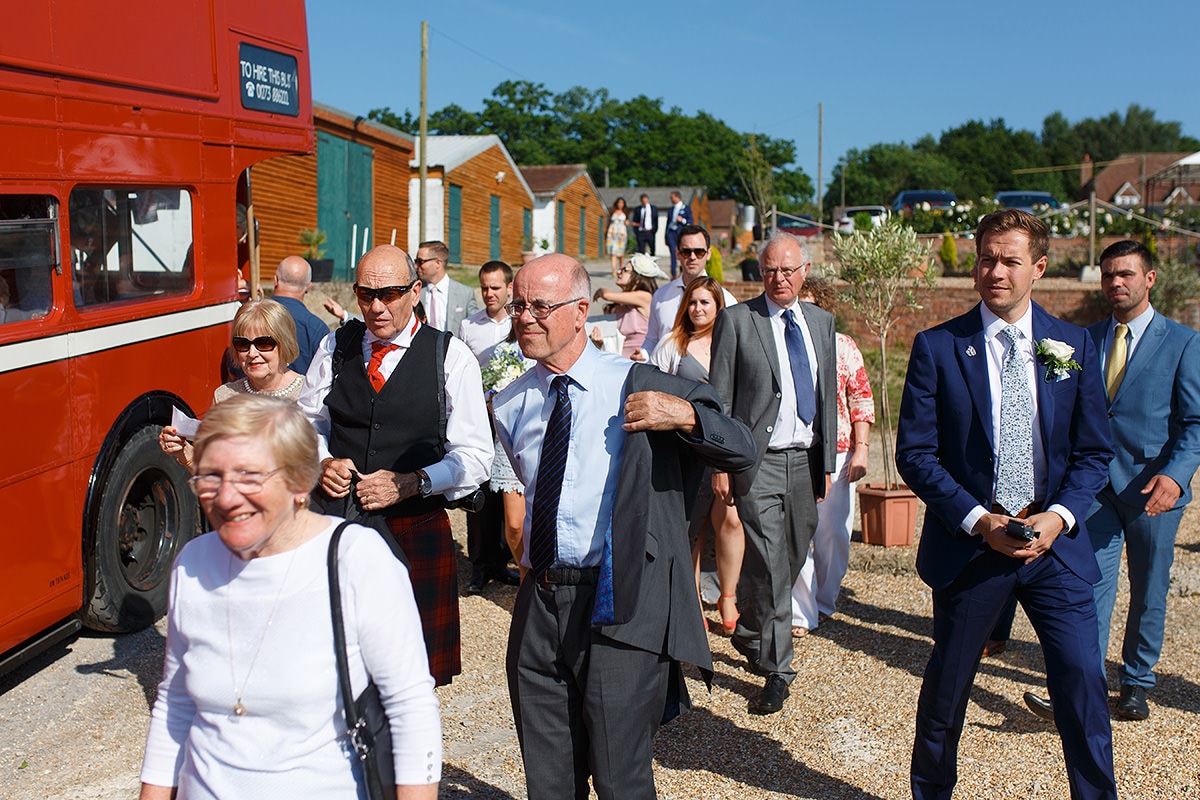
[896,210,1116,799]
[1087,240,1200,720]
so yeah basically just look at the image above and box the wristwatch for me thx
[416,469,432,497]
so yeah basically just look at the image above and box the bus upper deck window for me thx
[0,195,58,324]
[69,188,194,307]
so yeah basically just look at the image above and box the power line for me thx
[428,25,532,83]
[1012,157,1136,175]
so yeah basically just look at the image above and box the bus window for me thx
[69,188,194,307]
[0,195,57,323]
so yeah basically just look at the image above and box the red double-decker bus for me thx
[0,0,313,673]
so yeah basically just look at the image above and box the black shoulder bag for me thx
[327,521,395,800]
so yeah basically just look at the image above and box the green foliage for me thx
[706,246,723,281]
[832,221,935,488]
[939,232,958,271]
[297,229,327,259]
[823,104,1200,209]
[371,80,812,207]
[1150,258,1200,321]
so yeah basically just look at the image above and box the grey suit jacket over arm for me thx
[708,293,838,498]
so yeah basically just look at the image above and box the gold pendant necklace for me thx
[227,547,298,717]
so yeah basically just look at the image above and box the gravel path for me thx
[4,480,1199,799]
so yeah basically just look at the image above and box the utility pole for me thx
[418,21,428,245]
[816,102,823,228]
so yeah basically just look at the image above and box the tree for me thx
[832,221,935,488]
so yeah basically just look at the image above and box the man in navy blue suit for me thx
[896,209,1116,799]
[663,190,694,277]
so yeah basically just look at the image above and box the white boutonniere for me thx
[1035,338,1082,382]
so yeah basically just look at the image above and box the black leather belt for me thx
[536,566,600,585]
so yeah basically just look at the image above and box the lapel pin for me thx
[965,345,977,357]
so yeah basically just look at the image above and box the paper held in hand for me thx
[171,406,201,440]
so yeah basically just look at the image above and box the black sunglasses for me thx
[354,282,417,304]
[678,247,708,258]
[232,336,278,353]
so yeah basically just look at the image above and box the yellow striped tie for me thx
[1106,323,1129,400]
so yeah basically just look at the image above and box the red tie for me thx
[368,342,397,392]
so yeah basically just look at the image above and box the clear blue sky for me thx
[305,0,1200,197]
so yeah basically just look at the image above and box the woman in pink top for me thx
[591,252,665,359]
[790,277,875,635]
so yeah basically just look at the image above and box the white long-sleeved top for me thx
[297,316,493,501]
[140,519,441,797]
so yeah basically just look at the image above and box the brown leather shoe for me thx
[982,639,1007,658]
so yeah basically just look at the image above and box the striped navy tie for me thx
[528,375,571,577]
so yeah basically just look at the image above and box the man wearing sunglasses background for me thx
[298,244,492,686]
[415,240,478,335]
[640,224,738,360]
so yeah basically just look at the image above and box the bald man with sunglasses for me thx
[299,244,492,686]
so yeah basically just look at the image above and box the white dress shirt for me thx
[457,308,513,367]
[298,316,493,501]
[425,275,449,331]
[642,277,738,357]
[959,303,1075,534]
[765,297,819,450]
[492,343,635,568]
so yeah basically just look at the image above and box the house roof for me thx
[596,186,706,209]
[1092,152,1191,205]
[519,164,590,196]
[1147,150,1200,187]
[313,100,414,149]
[411,135,533,199]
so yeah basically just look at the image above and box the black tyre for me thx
[84,425,200,632]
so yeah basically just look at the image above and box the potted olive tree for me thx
[832,220,935,546]
[298,229,333,281]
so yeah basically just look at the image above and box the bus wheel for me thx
[85,425,199,632]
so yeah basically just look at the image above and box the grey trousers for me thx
[507,578,670,800]
[734,447,819,680]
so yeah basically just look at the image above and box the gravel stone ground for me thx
[3,475,1199,799]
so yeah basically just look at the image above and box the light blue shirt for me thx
[492,343,635,568]
[1100,304,1155,370]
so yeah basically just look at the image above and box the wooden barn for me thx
[408,135,534,266]
[519,164,607,259]
[251,101,413,281]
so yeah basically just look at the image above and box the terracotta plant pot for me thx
[857,483,918,547]
[520,251,537,265]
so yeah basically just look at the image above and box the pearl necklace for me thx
[227,547,298,717]
[241,375,301,398]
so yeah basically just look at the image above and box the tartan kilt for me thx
[386,509,460,686]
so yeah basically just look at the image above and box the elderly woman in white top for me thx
[139,394,440,800]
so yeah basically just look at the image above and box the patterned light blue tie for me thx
[995,326,1034,515]
[590,520,615,625]
[528,376,571,577]
[784,309,816,424]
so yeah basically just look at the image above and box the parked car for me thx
[892,190,956,215]
[776,213,821,238]
[836,205,890,234]
[994,191,1060,213]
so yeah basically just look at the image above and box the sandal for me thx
[717,593,740,636]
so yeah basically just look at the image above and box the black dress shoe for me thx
[1023,691,1055,722]
[1116,685,1150,720]
[730,637,764,676]
[465,566,488,595]
[490,566,521,586]
[749,674,790,715]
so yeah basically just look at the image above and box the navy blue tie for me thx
[529,375,571,577]
[784,309,816,424]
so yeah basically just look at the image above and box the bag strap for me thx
[327,520,379,783]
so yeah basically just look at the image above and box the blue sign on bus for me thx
[238,43,300,117]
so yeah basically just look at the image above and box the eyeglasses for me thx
[504,297,583,319]
[354,282,417,304]
[761,266,805,280]
[188,468,283,498]
[231,336,278,353]
[678,247,708,258]
[413,257,440,267]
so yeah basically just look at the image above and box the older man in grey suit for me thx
[415,240,478,334]
[709,233,837,715]
[494,254,755,799]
